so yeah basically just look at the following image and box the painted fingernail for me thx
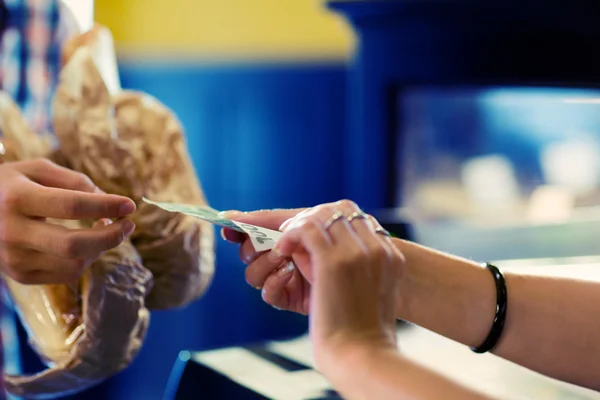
[123,220,136,237]
[267,248,283,261]
[277,262,295,277]
[219,228,228,241]
[119,201,136,216]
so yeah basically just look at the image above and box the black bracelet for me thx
[471,263,508,354]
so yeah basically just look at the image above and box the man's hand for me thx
[0,159,137,284]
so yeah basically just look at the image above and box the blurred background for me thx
[11,0,600,399]
[99,1,351,398]
[19,1,355,399]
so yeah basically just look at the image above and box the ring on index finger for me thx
[323,211,345,231]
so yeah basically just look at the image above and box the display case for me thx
[329,0,600,260]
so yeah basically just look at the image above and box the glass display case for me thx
[329,0,600,261]
[394,87,600,260]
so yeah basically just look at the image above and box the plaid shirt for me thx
[0,1,78,398]
[1,0,76,133]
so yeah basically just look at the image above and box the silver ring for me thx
[323,211,345,231]
[375,227,392,237]
[346,211,368,223]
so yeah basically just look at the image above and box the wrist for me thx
[391,238,417,321]
[389,238,498,348]
[319,339,397,390]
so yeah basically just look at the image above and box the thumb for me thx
[219,208,306,231]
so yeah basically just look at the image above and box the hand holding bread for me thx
[0,22,215,399]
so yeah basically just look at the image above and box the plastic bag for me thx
[0,24,214,398]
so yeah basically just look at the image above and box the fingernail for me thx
[218,210,244,219]
[98,218,112,227]
[267,248,283,261]
[278,218,293,231]
[94,186,105,194]
[277,262,295,277]
[119,201,136,216]
[123,220,136,237]
[220,228,228,241]
[253,285,262,291]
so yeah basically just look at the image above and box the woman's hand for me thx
[0,159,137,284]
[221,201,395,316]
[273,200,404,374]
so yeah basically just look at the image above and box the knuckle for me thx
[65,260,87,279]
[71,172,94,191]
[304,219,325,237]
[59,235,82,258]
[57,197,78,217]
[336,199,358,211]
[31,158,53,170]
[393,249,406,267]
[71,258,88,271]
[107,229,126,248]
[304,218,321,232]
[0,254,32,283]
[338,248,364,268]
[370,244,391,264]
[366,214,379,227]
[0,186,21,209]
[7,269,33,284]
[0,221,20,246]
[1,251,21,270]
[244,260,271,288]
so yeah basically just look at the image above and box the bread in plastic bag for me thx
[0,91,153,398]
[0,25,214,398]
[53,44,215,310]
[4,240,152,398]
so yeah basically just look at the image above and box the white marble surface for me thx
[194,258,600,399]
[267,325,600,400]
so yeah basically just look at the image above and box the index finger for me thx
[19,184,136,219]
[13,158,101,193]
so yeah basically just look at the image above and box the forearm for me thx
[394,239,600,389]
[328,346,492,400]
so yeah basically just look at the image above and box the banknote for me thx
[143,198,282,252]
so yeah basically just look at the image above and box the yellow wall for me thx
[95,0,355,61]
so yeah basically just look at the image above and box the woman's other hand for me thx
[219,207,311,312]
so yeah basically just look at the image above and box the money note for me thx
[143,198,282,252]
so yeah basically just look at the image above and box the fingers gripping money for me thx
[143,198,283,252]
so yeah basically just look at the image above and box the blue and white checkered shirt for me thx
[1,0,76,133]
